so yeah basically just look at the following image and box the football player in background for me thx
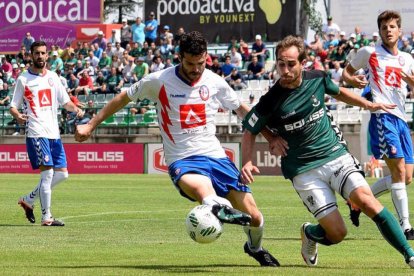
[75,31,280,267]
[343,10,414,239]
[241,35,414,268]
[10,41,84,226]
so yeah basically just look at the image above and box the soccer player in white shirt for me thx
[343,10,414,239]
[10,41,84,226]
[75,31,280,267]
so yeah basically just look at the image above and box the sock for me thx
[388,182,411,231]
[202,195,233,207]
[373,207,414,261]
[243,213,264,252]
[39,169,54,221]
[370,175,391,197]
[305,223,333,246]
[51,171,69,189]
[23,179,41,206]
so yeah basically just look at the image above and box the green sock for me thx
[373,207,414,261]
[305,223,333,246]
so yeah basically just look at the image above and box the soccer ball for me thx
[185,205,223,244]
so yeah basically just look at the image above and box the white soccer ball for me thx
[185,205,223,244]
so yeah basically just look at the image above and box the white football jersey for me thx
[11,69,70,138]
[127,66,241,165]
[351,45,414,121]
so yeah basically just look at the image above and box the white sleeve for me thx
[215,78,241,111]
[126,73,160,103]
[10,77,24,109]
[350,47,371,70]
[55,75,70,106]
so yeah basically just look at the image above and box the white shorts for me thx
[292,153,367,220]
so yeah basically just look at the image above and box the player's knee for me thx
[248,209,263,227]
[327,227,347,244]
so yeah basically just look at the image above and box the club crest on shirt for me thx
[311,95,320,107]
[398,56,405,66]
[199,85,209,101]
[48,78,54,87]
[390,146,397,155]
[175,168,180,175]
[44,155,50,163]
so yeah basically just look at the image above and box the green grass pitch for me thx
[0,174,413,275]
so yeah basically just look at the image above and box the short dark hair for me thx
[30,41,47,53]
[276,35,307,62]
[179,31,207,57]
[377,10,401,29]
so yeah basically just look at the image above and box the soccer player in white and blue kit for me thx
[75,31,279,266]
[343,10,414,239]
[10,41,84,226]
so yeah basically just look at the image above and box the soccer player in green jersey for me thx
[240,35,414,268]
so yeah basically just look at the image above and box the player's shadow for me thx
[0,224,36,227]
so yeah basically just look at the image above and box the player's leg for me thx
[50,139,69,190]
[348,185,414,267]
[226,188,280,266]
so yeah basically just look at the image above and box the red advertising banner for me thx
[252,143,282,176]
[0,143,144,174]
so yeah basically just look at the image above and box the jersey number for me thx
[385,66,402,88]
[180,104,206,129]
[38,89,52,107]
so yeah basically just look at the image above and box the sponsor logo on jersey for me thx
[38,89,52,107]
[385,66,402,88]
[199,85,209,101]
[284,108,324,131]
[180,104,206,128]
[248,113,258,127]
[170,94,186,98]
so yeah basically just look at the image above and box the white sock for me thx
[371,175,392,197]
[243,213,264,252]
[51,171,69,189]
[202,194,233,207]
[39,169,54,221]
[22,171,68,205]
[388,182,412,231]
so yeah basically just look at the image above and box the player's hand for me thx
[401,71,414,87]
[367,102,396,113]
[269,135,289,157]
[240,161,260,184]
[16,114,28,124]
[75,123,93,142]
[75,109,85,118]
[351,75,369,89]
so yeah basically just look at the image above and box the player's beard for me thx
[181,65,204,83]
[33,59,45,69]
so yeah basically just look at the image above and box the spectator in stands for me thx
[221,56,235,78]
[98,51,111,77]
[108,29,119,46]
[48,51,64,72]
[173,27,185,45]
[139,41,150,56]
[91,70,107,94]
[371,32,381,45]
[309,33,323,52]
[67,72,79,94]
[131,17,145,47]
[22,32,35,53]
[129,42,141,58]
[160,25,174,41]
[159,38,174,60]
[210,56,222,76]
[78,42,90,57]
[2,57,12,80]
[113,42,125,60]
[400,36,413,53]
[130,98,152,115]
[251,34,267,64]
[123,57,136,84]
[56,69,68,90]
[0,77,10,106]
[409,32,414,47]
[81,61,95,80]
[164,57,174,69]
[144,49,154,67]
[91,31,107,51]
[75,70,93,95]
[11,64,21,81]
[111,54,122,72]
[227,36,240,52]
[105,42,115,58]
[73,60,84,76]
[354,26,362,41]
[330,61,343,86]
[145,11,158,44]
[322,15,341,40]
[61,42,74,62]
[323,32,339,50]
[246,55,265,80]
[92,43,103,59]
[149,42,160,56]
[132,57,149,82]
[106,66,124,94]
[330,45,347,68]
[120,19,132,49]
[358,32,370,46]
[228,67,247,91]
[230,46,243,69]
[150,55,165,73]
[239,39,251,62]
[85,50,100,68]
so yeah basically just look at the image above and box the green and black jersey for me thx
[243,70,348,179]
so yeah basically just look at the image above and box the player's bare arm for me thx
[401,70,414,90]
[75,90,131,142]
[342,65,369,89]
[63,101,84,118]
[9,106,27,124]
[241,130,260,184]
[333,86,396,112]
